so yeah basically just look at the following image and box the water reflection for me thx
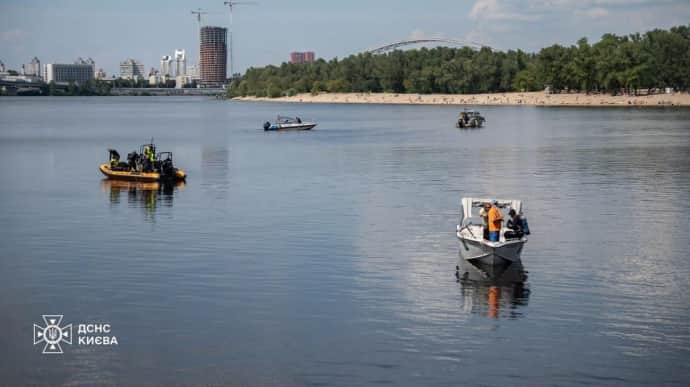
[456,259,530,319]
[100,179,184,218]
[201,147,230,199]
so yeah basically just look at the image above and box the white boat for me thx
[456,198,529,265]
[263,115,317,131]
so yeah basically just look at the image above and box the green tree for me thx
[67,81,76,96]
[226,25,690,97]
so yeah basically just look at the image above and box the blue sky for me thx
[1,0,689,76]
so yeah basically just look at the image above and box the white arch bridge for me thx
[365,38,492,54]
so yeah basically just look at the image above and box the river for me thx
[1,97,689,386]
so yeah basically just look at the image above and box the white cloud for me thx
[529,0,677,9]
[578,7,610,18]
[469,0,541,21]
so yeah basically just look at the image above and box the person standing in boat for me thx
[143,146,155,172]
[487,200,503,242]
[480,203,490,240]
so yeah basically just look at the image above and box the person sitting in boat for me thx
[296,117,302,123]
[505,209,525,239]
[108,149,130,171]
[487,200,503,242]
[109,149,120,169]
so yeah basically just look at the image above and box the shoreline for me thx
[233,91,690,107]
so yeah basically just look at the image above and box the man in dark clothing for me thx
[505,209,524,239]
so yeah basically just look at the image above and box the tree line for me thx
[229,25,690,98]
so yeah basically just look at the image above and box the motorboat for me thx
[263,115,317,131]
[456,198,529,265]
[456,110,485,128]
[99,143,186,182]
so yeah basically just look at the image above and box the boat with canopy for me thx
[456,197,529,265]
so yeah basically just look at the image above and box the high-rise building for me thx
[26,57,41,78]
[45,60,95,84]
[85,58,96,78]
[149,68,163,85]
[160,55,172,77]
[174,49,186,76]
[119,58,145,80]
[199,26,227,87]
[74,57,96,78]
[187,63,200,81]
[290,51,315,64]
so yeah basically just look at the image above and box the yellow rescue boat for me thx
[100,144,187,182]
[99,163,186,182]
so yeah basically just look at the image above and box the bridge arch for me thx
[365,38,490,54]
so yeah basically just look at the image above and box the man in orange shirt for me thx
[487,200,503,242]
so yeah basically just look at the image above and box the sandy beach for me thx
[234,91,690,107]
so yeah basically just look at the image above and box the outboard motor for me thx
[263,122,271,130]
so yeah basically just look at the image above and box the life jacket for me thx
[144,146,154,162]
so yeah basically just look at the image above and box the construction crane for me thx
[223,1,258,79]
[190,8,209,26]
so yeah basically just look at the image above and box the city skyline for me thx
[1,0,689,76]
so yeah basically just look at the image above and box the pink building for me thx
[290,51,315,64]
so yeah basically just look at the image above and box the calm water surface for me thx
[1,97,689,386]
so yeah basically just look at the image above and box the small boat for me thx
[456,198,529,265]
[99,143,186,182]
[456,110,485,128]
[263,115,316,131]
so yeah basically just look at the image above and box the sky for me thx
[1,0,689,76]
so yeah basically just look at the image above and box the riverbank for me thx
[234,91,690,107]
